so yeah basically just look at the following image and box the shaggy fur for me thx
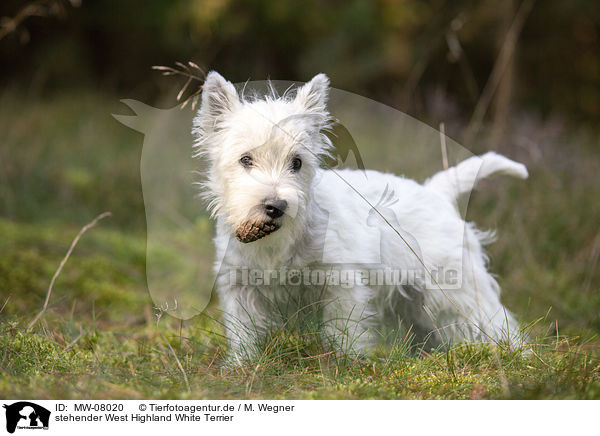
[193,71,528,360]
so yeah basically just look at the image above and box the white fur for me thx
[193,71,528,360]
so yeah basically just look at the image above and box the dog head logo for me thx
[3,402,50,434]
[113,76,483,321]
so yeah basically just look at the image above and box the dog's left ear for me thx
[295,73,330,115]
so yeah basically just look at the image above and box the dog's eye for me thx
[291,157,302,172]
[240,155,253,168]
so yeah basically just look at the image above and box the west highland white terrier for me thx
[193,71,528,361]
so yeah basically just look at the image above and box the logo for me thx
[2,402,50,434]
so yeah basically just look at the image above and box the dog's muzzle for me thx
[235,221,281,243]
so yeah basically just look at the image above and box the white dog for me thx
[193,71,528,360]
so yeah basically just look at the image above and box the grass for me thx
[0,89,599,399]
[2,301,599,399]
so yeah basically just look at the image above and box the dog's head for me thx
[193,72,332,244]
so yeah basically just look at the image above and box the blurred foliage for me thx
[0,0,599,122]
[0,90,146,229]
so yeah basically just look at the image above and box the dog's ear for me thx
[295,73,330,115]
[197,71,240,131]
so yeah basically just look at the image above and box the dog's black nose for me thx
[264,199,287,219]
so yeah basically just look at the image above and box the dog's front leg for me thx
[321,284,378,357]
[218,285,271,364]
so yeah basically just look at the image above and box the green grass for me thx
[0,89,599,399]
[2,302,599,399]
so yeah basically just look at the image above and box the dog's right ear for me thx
[197,71,240,132]
[294,73,330,116]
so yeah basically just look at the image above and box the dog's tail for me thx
[425,152,528,202]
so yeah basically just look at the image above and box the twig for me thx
[439,122,449,170]
[464,0,535,143]
[27,211,112,330]
[206,348,221,370]
[0,296,10,315]
[445,15,479,103]
[0,0,79,41]
[152,61,205,110]
[299,351,335,360]
[162,335,192,393]
[62,326,84,353]
[153,301,190,392]
[245,363,261,395]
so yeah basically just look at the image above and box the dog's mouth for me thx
[235,221,281,243]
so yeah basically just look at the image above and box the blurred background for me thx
[1,0,599,339]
